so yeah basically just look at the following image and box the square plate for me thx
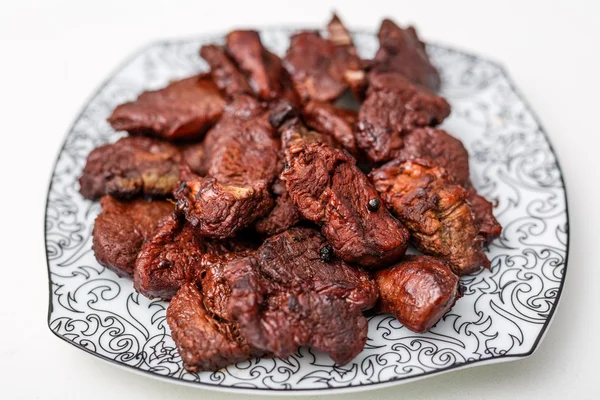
[45,28,569,395]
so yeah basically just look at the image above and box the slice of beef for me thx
[375,255,461,333]
[108,74,225,141]
[203,96,280,185]
[134,214,255,300]
[207,227,378,365]
[174,96,279,239]
[284,14,367,103]
[396,127,470,186]
[179,141,207,176]
[254,191,302,236]
[370,158,489,275]
[369,19,441,91]
[302,100,358,154]
[175,168,274,240]
[167,283,264,372]
[79,136,181,200]
[356,72,451,163]
[467,188,502,244]
[92,196,173,277]
[134,214,203,299]
[226,30,283,101]
[326,14,367,98]
[200,45,253,98]
[278,114,409,268]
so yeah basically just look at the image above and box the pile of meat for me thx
[80,15,502,372]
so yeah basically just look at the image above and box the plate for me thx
[45,28,569,395]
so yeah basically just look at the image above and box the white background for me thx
[1,0,599,399]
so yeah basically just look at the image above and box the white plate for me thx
[45,28,569,395]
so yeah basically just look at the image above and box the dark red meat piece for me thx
[375,255,461,332]
[92,196,173,277]
[302,100,358,154]
[200,45,253,98]
[79,136,181,200]
[326,14,367,98]
[356,72,451,163]
[107,74,225,140]
[174,96,279,239]
[369,19,441,91]
[179,141,207,176]
[134,213,255,300]
[226,30,283,101]
[284,14,367,102]
[370,158,489,275]
[167,283,264,372]
[207,227,378,365]
[396,127,470,186]
[254,191,302,236]
[467,188,502,244]
[278,114,409,268]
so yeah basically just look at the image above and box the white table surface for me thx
[1,0,599,398]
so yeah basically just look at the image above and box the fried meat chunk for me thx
[284,31,346,102]
[206,227,378,365]
[200,45,253,98]
[375,256,461,332]
[79,136,181,200]
[284,16,365,104]
[134,215,203,300]
[134,213,255,300]
[467,188,502,244]
[92,196,173,277]
[254,191,302,236]
[356,72,451,163]
[370,158,489,275]
[179,141,207,176]
[226,30,284,101]
[174,96,279,238]
[108,74,225,141]
[302,100,358,154]
[369,19,441,91]
[326,14,367,98]
[167,283,264,372]
[396,127,470,186]
[278,114,409,268]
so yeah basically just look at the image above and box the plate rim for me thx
[44,29,570,395]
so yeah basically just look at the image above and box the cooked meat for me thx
[277,113,409,268]
[370,158,489,275]
[254,191,302,236]
[206,227,378,365]
[467,188,502,244]
[92,196,173,277]
[303,100,358,154]
[356,72,451,163]
[200,45,253,98]
[202,96,280,184]
[134,214,203,299]
[284,31,348,102]
[226,30,283,101]
[179,141,207,176]
[175,167,274,240]
[79,136,181,200]
[107,74,225,141]
[174,96,279,239]
[375,256,461,333]
[167,283,263,372]
[134,214,255,300]
[369,19,441,91]
[396,127,470,186]
[326,14,367,98]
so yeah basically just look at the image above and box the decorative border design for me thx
[45,29,569,394]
